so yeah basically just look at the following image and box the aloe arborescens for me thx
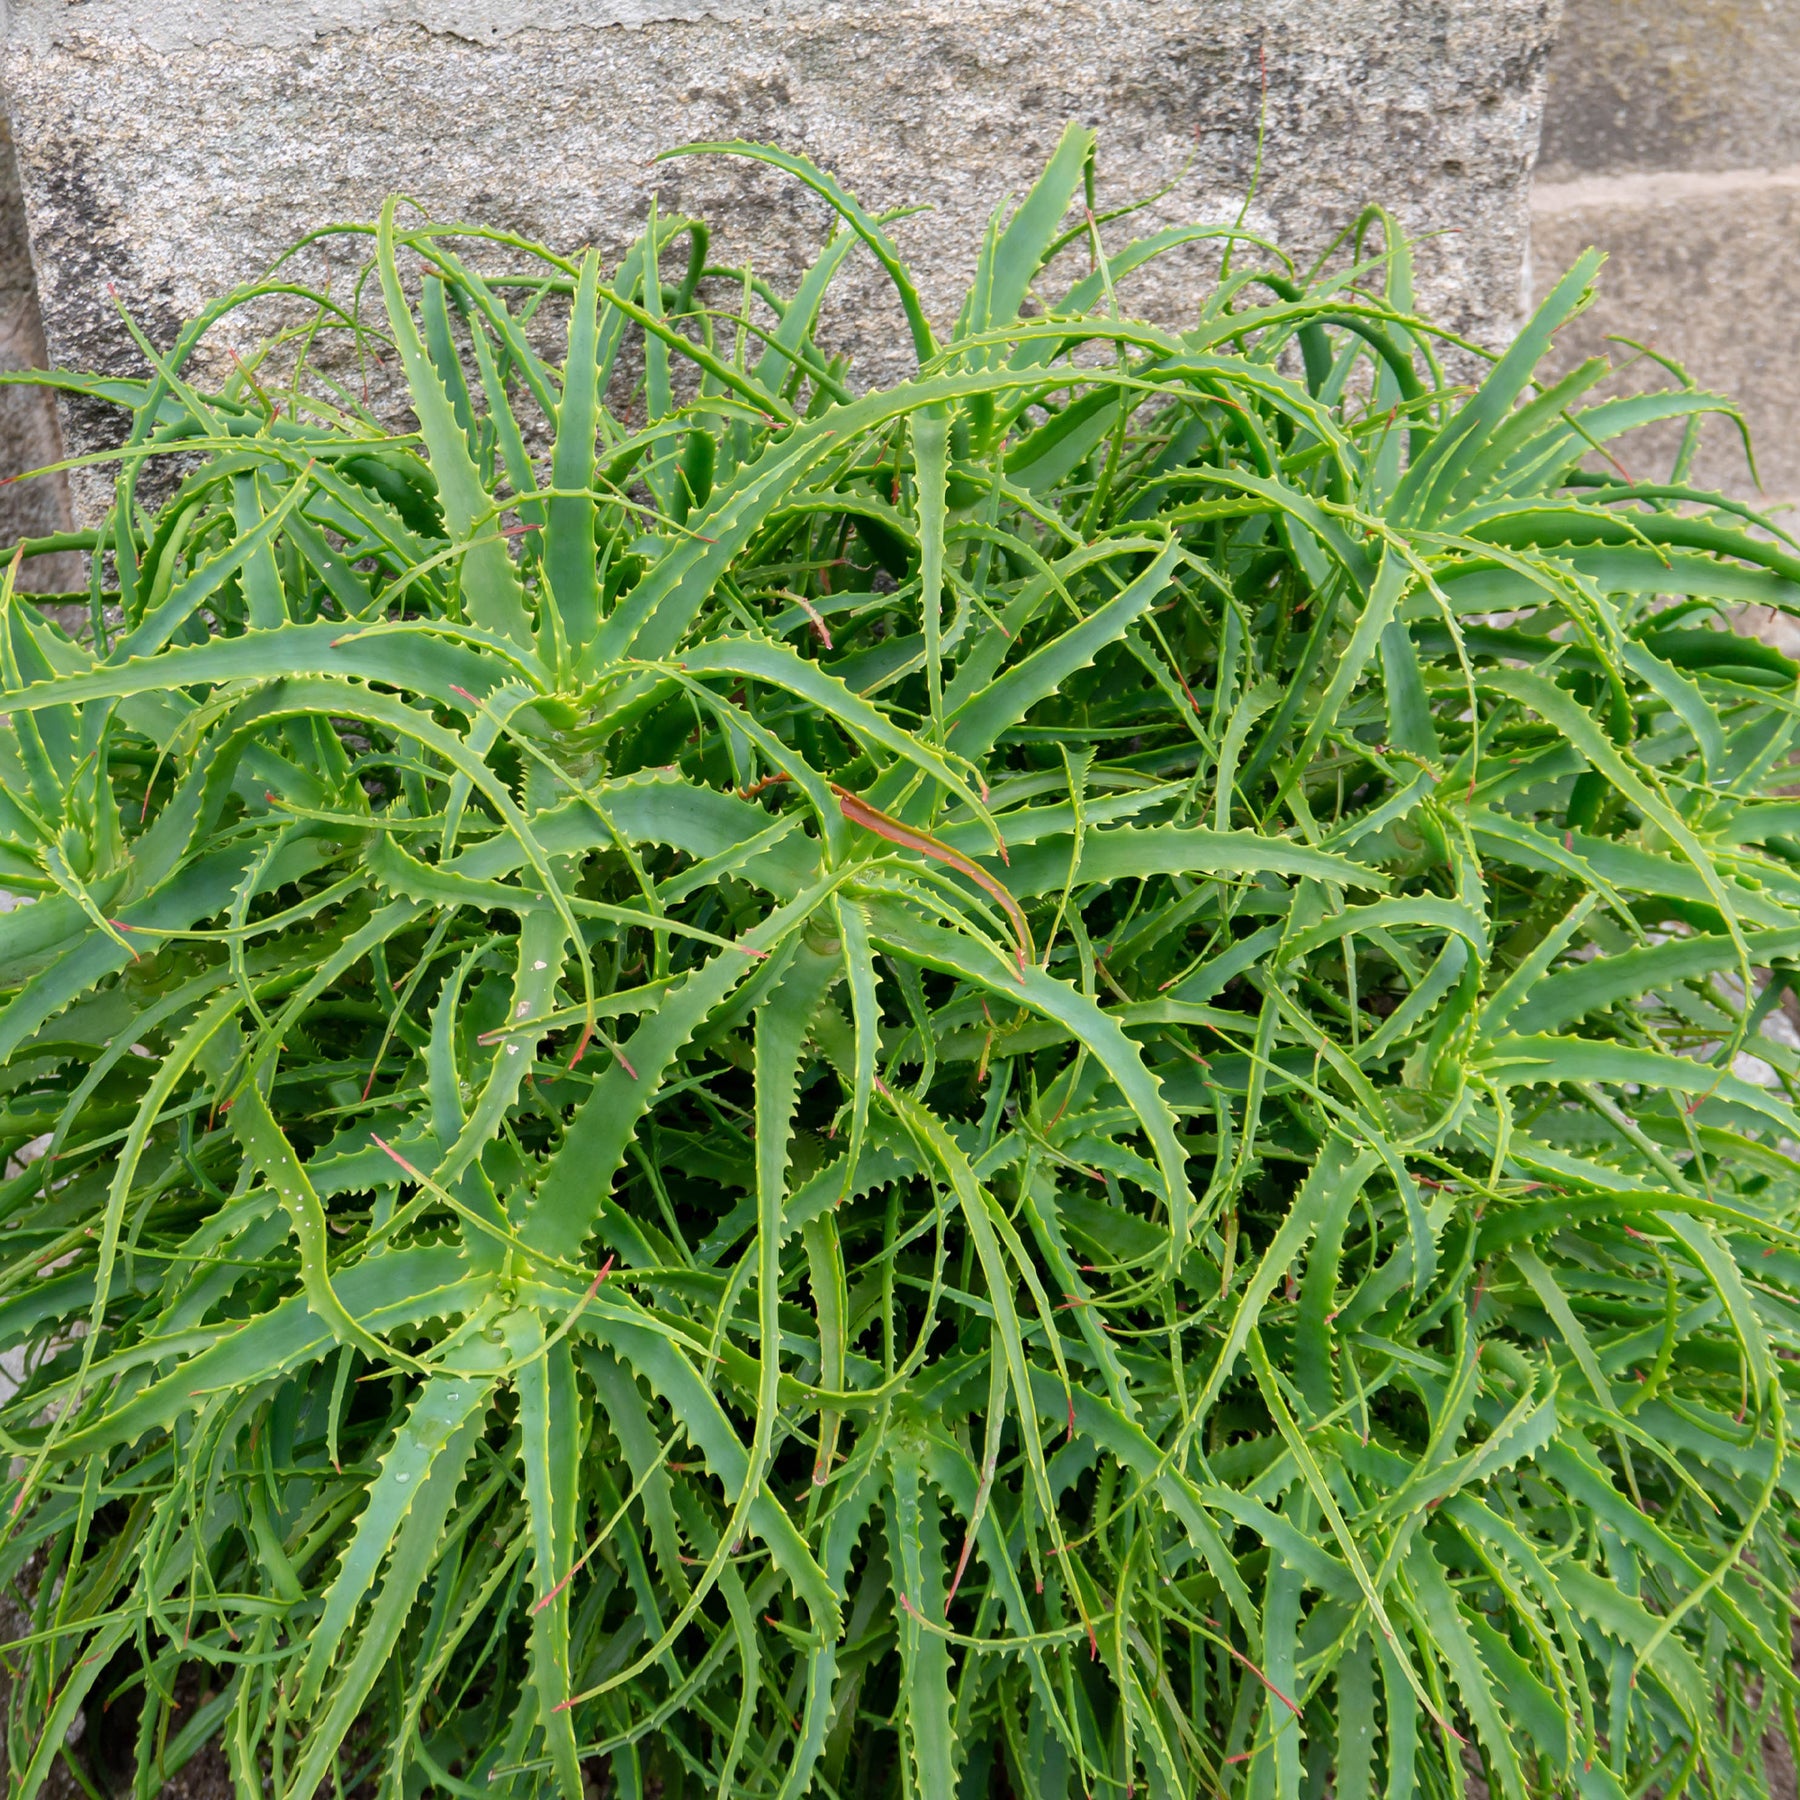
[3,129,1800,1798]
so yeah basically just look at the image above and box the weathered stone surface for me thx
[1533,173,1800,509]
[2,0,1557,524]
[1,0,774,48]
[0,106,76,593]
[1531,0,1800,518]
[1537,0,1800,184]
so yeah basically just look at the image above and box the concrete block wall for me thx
[1531,0,1800,510]
[0,0,1557,538]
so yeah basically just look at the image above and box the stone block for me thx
[1532,171,1800,511]
[1,0,1557,524]
[0,107,76,593]
[1538,0,1800,183]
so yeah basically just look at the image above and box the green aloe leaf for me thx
[4,129,1799,1800]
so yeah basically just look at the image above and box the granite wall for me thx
[1531,1,1800,509]
[0,0,1559,533]
[0,103,73,593]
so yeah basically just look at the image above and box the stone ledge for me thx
[1535,163,1800,217]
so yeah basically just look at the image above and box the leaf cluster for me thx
[3,127,1800,1798]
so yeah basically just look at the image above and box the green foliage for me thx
[4,128,1800,1797]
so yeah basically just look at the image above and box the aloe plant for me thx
[3,126,1800,1798]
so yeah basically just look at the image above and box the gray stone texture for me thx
[2,0,775,50]
[0,0,1558,526]
[0,106,76,594]
[1535,0,1800,185]
[1531,0,1800,511]
[1532,174,1800,508]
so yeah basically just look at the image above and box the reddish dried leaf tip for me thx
[790,593,834,648]
[945,1535,977,1613]
[831,782,1033,971]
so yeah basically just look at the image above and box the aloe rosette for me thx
[2,128,1800,1797]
